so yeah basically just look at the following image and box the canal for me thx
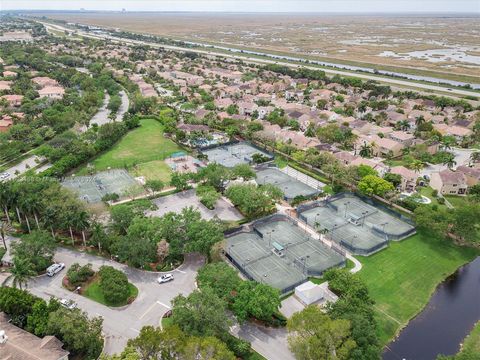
[383,256,480,360]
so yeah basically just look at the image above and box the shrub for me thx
[432,189,439,197]
[67,263,95,288]
[196,185,220,209]
[98,266,130,305]
[438,197,445,204]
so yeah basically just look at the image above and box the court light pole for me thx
[344,201,351,218]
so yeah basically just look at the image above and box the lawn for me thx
[83,278,138,307]
[131,160,173,182]
[88,118,182,180]
[457,321,480,357]
[358,232,479,346]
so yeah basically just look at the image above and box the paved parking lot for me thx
[23,246,204,354]
[146,189,243,221]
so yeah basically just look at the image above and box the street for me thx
[24,247,204,354]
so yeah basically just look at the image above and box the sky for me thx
[1,0,479,13]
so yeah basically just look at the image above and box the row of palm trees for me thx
[0,179,91,246]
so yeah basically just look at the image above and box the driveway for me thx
[420,148,479,178]
[23,247,204,354]
[232,322,294,360]
[2,155,42,180]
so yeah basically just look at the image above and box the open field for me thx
[358,232,479,345]
[87,118,182,181]
[38,12,480,81]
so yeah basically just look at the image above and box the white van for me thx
[46,263,65,277]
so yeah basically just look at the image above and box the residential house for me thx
[430,169,468,196]
[0,116,13,132]
[456,166,480,188]
[0,80,12,91]
[432,124,473,141]
[390,166,418,192]
[38,86,65,100]
[389,131,416,147]
[1,94,23,107]
[0,312,69,360]
[373,137,404,158]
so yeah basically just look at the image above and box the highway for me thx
[39,21,480,98]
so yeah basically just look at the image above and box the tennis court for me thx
[225,214,346,293]
[298,193,416,255]
[62,169,141,203]
[255,167,320,200]
[202,142,272,167]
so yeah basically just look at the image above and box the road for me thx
[17,245,204,355]
[39,21,480,98]
[420,147,480,179]
[116,90,130,122]
[1,155,42,180]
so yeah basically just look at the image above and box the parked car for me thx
[60,298,77,310]
[46,263,65,277]
[157,274,174,284]
[0,172,10,180]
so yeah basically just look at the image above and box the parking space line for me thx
[139,302,158,319]
[130,328,140,333]
[156,301,171,309]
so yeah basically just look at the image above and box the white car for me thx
[60,298,77,310]
[157,274,174,284]
[0,172,10,180]
[46,263,65,277]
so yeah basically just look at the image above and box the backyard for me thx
[358,232,479,345]
[86,118,183,182]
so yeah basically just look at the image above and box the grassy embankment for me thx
[358,232,479,346]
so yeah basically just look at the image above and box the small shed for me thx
[294,281,339,306]
[295,281,324,305]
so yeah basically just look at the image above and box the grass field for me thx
[457,321,480,358]
[89,118,182,181]
[84,278,138,307]
[358,232,479,346]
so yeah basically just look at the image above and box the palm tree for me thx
[410,160,425,173]
[469,151,480,166]
[359,142,373,158]
[398,120,410,132]
[441,136,455,151]
[415,116,426,128]
[74,211,90,248]
[0,182,12,224]
[8,257,36,289]
[42,207,58,240]
[443,154,457,170]
[0,221,8,250]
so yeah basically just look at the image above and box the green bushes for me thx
[0,287,103,358]
[324,269,381,359]
[196,185,220,209]
[226,183,283,219]
[66,263,94,288]
[98,266,130,305]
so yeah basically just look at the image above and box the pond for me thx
[383,256,480,360]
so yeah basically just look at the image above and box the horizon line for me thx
[2,9,479,15]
